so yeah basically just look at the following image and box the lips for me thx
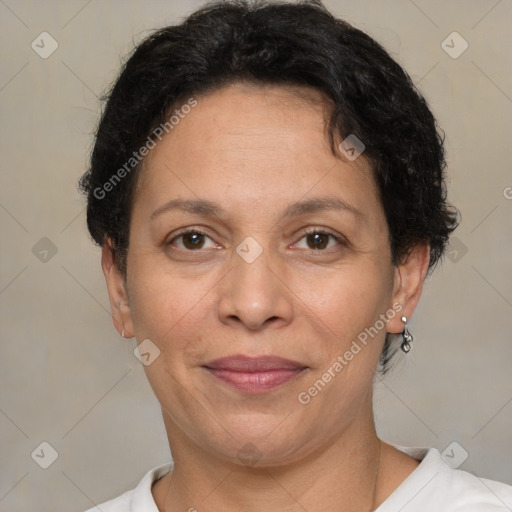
[204,355,306,372]
[202,355,308,393]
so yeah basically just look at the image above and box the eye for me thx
[167,229,218,251]
[294,229,345,251]
[167,228,345,253]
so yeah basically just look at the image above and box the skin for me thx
[102,82,430,511]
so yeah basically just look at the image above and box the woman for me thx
[79,0,512,510]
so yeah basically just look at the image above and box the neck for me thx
[153,411,384,512]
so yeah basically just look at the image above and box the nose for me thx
[217,246,294,331]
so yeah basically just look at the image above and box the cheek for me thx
[291,258,393,343]
[291,263,392,420]
[128,259,210,335]
[126,265,213,406]
[126,259,224,384]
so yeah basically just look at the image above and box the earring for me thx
[400,316,413,353]
[121,329,125,339]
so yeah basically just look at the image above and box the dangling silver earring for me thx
[121,329,125,339]
[400,316,413,353]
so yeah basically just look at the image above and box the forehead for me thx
[134,82,379,223]
[165,82,335,160]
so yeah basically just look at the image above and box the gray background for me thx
[1,0,511,510]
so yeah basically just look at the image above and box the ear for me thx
[101,238,134,338]
[387,243,430,334]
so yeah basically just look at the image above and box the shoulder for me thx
[378,446,512,511]
[83,490,132,512]
[82,463,173,512]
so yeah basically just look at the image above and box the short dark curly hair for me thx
[79,0,459,372]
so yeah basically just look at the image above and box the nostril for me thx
[262,316,280,327]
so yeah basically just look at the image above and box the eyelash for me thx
[167,228,346,253]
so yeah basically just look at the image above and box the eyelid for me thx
[170,226,211,238]
[296,227,343,239]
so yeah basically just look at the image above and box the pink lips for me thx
[203,355,307,393]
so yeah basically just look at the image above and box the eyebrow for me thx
[150,197,363,221]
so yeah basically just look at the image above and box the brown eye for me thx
[168,230,216,251]
[306,232,330,250]
[181,232,206,250]
[295,230,343,251]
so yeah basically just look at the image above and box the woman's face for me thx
[104,82,423,466]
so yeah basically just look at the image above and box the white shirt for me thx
[84,446,512,511]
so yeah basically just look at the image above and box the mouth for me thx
[202,355,308,393]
